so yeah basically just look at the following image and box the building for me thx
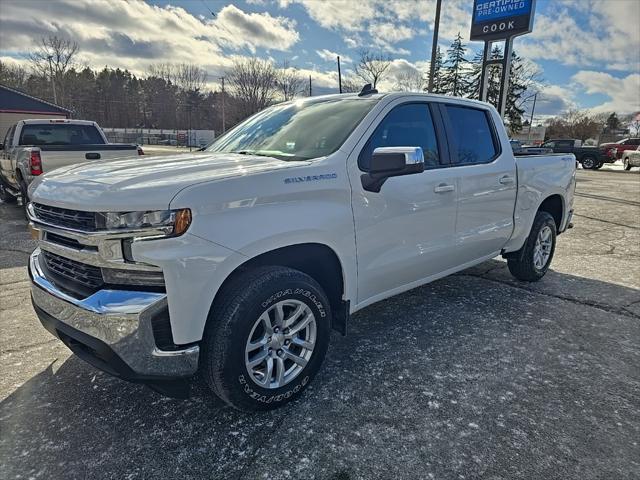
[0,84,71,141]
[511,125,547,145]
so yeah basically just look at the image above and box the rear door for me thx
[440,103,517,264]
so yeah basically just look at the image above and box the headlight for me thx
[97,209,191,236]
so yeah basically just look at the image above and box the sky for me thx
[0,0,639,122]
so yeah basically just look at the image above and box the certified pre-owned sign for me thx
[470,0,536,41]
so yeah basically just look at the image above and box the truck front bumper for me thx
[29,248,199,397]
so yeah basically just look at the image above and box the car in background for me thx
[622,145,640,170]
[600,138,640,160]
[0,119,142,207]
[510,140,553,156]
[540,138,605,169]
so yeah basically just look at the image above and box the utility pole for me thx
[220,76,226,133]
[527,92,538,144]
[337,56,342,93]
[427,0,442,93]
[309,75,312,96]
[46,55,57,104]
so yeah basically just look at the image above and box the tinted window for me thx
[209,98,378,161]
[359,103,439,170]
[445,105,497,164]
[19,124,104,146]
[630,139,640,145]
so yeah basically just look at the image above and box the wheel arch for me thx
[207,243,348,334]
[537,194,564,231]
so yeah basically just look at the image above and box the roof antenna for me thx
[358,83,378,96]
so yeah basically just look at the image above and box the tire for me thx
[201,266,331,411]
[592,162,603,170]
[507,211,557,282]
[623,158,632,171]
[19,180,29,218]
[581,156,597,169]
[0,183,17,203]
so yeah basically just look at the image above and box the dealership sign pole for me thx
[471,0,536,118]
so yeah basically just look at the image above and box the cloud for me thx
[572,71,640,114]
[519,1,640,72]
[214,4,299,52]
[316,49,352,63]
[0,0,299,78]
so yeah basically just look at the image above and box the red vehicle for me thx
[600,138,640,160]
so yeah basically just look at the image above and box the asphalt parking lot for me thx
[1,164,638,480]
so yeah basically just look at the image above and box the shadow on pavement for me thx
[1,261,639,480]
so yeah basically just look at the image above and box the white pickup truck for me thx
[0,119,141,206]
[27,92,575,410]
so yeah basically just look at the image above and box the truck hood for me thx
[31,152,304,211]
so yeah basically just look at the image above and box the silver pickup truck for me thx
[0,119,141,206]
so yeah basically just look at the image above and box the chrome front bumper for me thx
[29,248,199,379]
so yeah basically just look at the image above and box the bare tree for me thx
[630,118,640,137]
[28,36,79,104]
[545,109,602,142]
[0,60,29,89]
[228,58,278,116]
[275,61,304,101]
[393,70,427,92]
[340,74,362,93]
[147,63,207,91]
[354,49,391,89]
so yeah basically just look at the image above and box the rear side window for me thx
[19,124,105,146]
[359,103,440,170]
[444,105,498,165]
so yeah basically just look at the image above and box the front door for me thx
[348,101,459,306]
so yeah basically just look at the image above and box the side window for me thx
[444,105,498,165]
[630,139,640,146]
[359,103,440,171]
[544,141,556,148]
[558,140,573,148]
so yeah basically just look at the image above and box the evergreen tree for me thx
[441,32,471,97]
[504,52,527,134]
[606,112,620,132]
[430,46,445,93]
[468,48,530,134]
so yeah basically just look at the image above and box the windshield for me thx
[19,123,104,146]
[207,97,378,160]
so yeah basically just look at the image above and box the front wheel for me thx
[201,266,331,411]
[623,158,632,171]
[0,183,17,203]
[507,211,557,282]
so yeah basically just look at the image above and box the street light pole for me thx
[337,56,342,93]
[220,76,226,133]
[527,92,538,144]
[46,55,57,104]
[427,0,442,93]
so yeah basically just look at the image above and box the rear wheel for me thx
[623,158,632,171]
[0,183,17,203]
[507,211,557,282]
[581,156,597,169]
[201,266,331,411]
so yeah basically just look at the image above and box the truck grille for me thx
[41,250,104,290]
[33,203,97,231]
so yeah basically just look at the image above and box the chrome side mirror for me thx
[362,146,425,192]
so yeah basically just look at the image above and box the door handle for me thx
[434,183,455,193]
[499,175,515,185]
